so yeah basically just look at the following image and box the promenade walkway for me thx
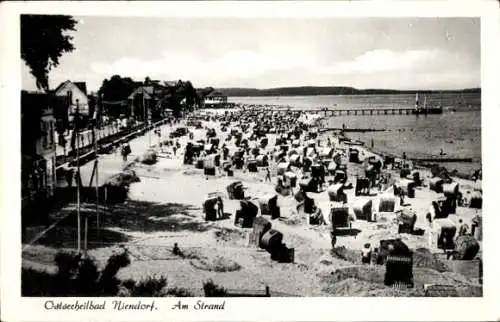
[56,121,175,188]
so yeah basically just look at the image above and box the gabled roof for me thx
[164,81,179,87]
[53,80,88,96]
[206,91,225,97]
[129,84,169,100]
[74,82,88,95]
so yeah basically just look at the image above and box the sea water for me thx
[229,93,481,174]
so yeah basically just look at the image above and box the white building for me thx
[21,91,57,208]
[54,80,89,118]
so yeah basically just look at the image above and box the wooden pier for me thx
[307,108,416,116]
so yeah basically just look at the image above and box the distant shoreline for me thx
[220,87,481,97]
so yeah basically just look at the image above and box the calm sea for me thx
[229,93,482,174]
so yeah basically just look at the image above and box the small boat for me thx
[412,93,443,115]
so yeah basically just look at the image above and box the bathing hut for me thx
[203,193,223,221]
[332,151,342,165]
[297,194,316,214]
[209,137,220,148]
[384,240,414,287]
[311,164,325,183]
[256,154,269,167]
[261,229,284,253]
[454,235,480,260]
[234,200,259,228]
[227,181,245,200]
[349,148,360,163]
[247,159,258,172]
[327,184,347,203]
[355,177,371,196]
[397,209,417,234]
[333,169,347,184]
[327,161,337,175]
[329,203,350,229]
[394,179,416,198]
[204,159,216,176]
[378,194,396,212]
[250,216,272,247]
[284,171,298,188]
[277,162,291,176]
[443,182,460,198]
[307,139,316,147]
[299,177,319,193]
[274,150,286,162]
[289,154,301,167]
[292,139,301,148]
[260,137,268,148]
[434,218,457,251]
[320,147,334,159]
[258,194,280,219]
[429,177,444,193]
[411,171,421,186]
[204,143,216,155]
[302,156,314,172]
[353,198,374,222]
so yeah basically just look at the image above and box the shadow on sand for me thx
[25,197,209,250]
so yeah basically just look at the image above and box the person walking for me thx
[265,167,272,182]
[361,243,372,264]
[65,167,74,188]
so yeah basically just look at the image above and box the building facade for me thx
[204,91,228,108]
[21,91,57,211]
[54,80,89,118]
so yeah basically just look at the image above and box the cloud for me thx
[319,49,442,75]
[71,47,477,91]
[88,49,309,87]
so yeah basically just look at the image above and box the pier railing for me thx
[307,108,416,116]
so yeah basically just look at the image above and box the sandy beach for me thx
[22,106,482,297]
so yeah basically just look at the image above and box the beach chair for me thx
[355,177,371,196]
[353,198,374,222]
[250,216,272,248]
[327,184,347,203]
[329,203,350,230]
[227,181,245,200]
[429,177,444,193]
[284,171,297,188]
[349,148,360,163]
[434,218,457,251]
[234,200,258,228]
[397,209,417,234]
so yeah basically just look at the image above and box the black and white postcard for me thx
[1,1,499,321]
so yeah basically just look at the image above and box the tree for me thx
[98,75,137,102]
[21,15,77,91]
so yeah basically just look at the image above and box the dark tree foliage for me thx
[98,75,137,102]
[21,15,77,91]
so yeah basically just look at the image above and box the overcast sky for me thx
[22,16,480,92]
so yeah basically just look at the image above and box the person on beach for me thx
[361,243,372,264]
[65,167,74,188]
[121,143,131,162]
[265,167,272,182]
[457,219,468,237]
[399,187,405,206]
[173,145,177,156]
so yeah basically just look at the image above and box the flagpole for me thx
[95,97,100,234]
[75,100,81,253]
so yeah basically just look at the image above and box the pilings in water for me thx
[319,108,414,117]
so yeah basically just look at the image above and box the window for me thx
[42,122,48,149]
[49,121,55,147]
